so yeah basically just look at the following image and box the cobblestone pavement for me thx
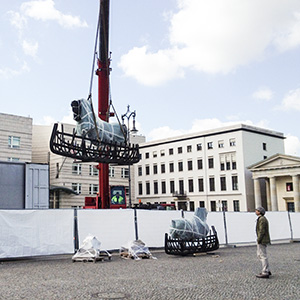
[0,243,299,300]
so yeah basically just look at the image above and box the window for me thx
[109,166,115,177]
[232,175,238,190]
[72,163,82,175]
[232,161,237,170]
[121,168,129,178]
[8,157,19,161]
[161,181,166,194]
[153,164,158,174]
[145,152,149,159]
[138,183,143,195]
[229,139,236,146]
[154,181,158,194]
[221,200,228,211]
[220,163,225,171]
[138,166,142,176]
[169,148,174,155]
[169,162,174,173]
[89,184,99,195]
[207,142,213,149]
[233,200,240,212]
[8,136,20,148]
[220,177,226,191]
[190,201,195,211]
[187,160,193,171]
[197,143,202,151]
[286,182,293,192]
[197,159,203,170]
[209,177,215,191]
[226,161,231,170]
[170,180,175,194]
[72,183,81,194]
[178,147,183,154]
[263,143,267,151]
[178,161,183,172]
[198,178,204,192]
[145,165,150,175]
[218,140,224,148]
[199,201,205,208]
[146,182,150,195]
[153,151,157,158]
[179,180,184,195]
[188,179,194,192]
[187,145,192,152]
[208,158,214,169]
[211,201,216,211]
[287,202,295,212]
[161,164,166,174]
[160,150,165,157]
[89,165,98,176]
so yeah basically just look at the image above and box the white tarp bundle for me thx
[120,239,156,260]
[170,208,210,239]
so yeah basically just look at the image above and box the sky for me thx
[1,0,300,155]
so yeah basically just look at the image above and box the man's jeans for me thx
[257,243,269,274]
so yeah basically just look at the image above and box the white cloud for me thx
[285,134,300,156]
[20,0,88,29]
[8,11,27,30]
[22,40,39,57]
[279,88,300,111]
[0,62,30,79]
[252,87,273,101]
[119,0,300,85]
[148,126,185,140]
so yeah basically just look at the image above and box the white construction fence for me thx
[0,209,299,259]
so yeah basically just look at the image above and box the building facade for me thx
[0,113,32,162]
[32,123,145,208]
[135,124,285,212]
[249,154,300,212]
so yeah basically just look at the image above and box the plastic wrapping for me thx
[120,240,156,260]
[170,208,210,240]
[71,99,126,144]
[72,234,111,262]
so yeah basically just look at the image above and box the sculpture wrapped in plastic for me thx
[120,240,156,260]
[72,234,111,262]
[170,208,210,240]
[71,98,126,144]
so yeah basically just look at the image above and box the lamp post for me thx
[121,105,138,208]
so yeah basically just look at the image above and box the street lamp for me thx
[121,105,138,208]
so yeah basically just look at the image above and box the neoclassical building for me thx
[249,154,300,212]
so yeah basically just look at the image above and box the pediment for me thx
[249,154,300,170]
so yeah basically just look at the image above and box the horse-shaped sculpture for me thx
[71,99,126,144]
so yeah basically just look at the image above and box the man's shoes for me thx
[256,273,269,278]
[259,271,272,276]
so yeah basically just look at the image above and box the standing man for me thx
[255,206,271,278]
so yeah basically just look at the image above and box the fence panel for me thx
[289,212,300,239]
[0,209,74,258]
[77,209,135,250]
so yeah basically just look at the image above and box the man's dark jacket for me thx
[256,215,270,245]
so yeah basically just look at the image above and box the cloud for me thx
[0,62,30,79]
[147,118,267,141]
[252,87,273,101]
[119,0,300,85]
[285,134,300,156]
[20,0,88,29]
[22,40,39,57]
[279,88,300,111]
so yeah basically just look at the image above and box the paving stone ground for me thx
[0,242,299,300]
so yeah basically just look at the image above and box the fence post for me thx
[73,208,79,253]
[287,211,294,241]
[134,207,139,240]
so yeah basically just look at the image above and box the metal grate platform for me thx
[49,123,140,165]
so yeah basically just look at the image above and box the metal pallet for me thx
[165,226,219,256]
[49,123,140,165]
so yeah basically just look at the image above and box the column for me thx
[265,179,271,211]
[254,178,262,208]
[292,175,300,212]
[270,176,278,211]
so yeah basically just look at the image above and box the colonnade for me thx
[254,175,300,212]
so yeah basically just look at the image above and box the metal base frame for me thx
[50,123,140,165]
[164,226,219,256]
